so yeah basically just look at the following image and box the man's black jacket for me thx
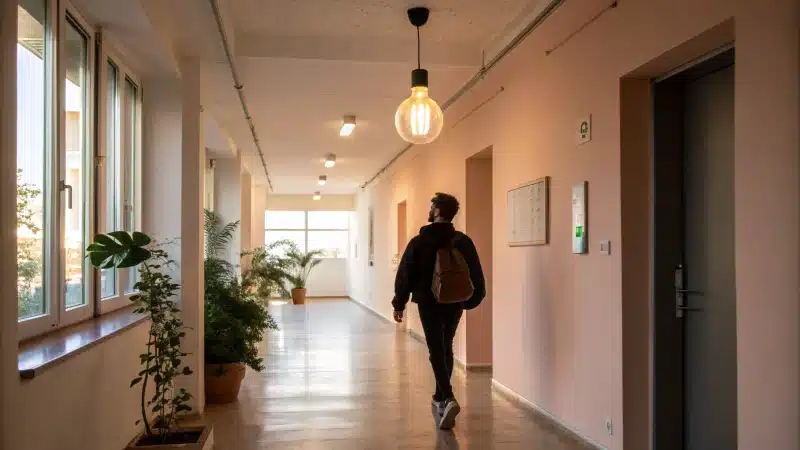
[392,222,486,312]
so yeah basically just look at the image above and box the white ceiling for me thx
[73,0,546,193]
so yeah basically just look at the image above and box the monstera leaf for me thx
[86,231,153,269]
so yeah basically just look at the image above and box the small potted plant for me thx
[86,231,212,449]
[285,247,324,305]
[203,210,279,404]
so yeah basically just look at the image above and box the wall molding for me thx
[347,297,394,324]
[491,379,607,450]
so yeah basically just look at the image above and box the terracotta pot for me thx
[291,287,307,305]
[126,425,213,449]
[204,363,246,404]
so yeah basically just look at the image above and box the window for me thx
[265,211,349,258]
[16,0,49,322]
[97,42,142,313]
[16,1,143,338]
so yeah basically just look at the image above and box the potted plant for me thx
[86,231,212,449]
[203,210,279,404]
[284,247,324,305]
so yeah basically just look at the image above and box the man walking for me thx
[392,193,486,430]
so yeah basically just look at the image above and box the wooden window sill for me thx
[18,306,148,380]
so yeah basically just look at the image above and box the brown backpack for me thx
[432,237,474,304]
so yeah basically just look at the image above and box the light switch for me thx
[600,240,611,256]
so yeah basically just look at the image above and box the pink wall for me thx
[354,0,799,448]
[465,154,493,367]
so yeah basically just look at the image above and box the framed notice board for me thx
[507,177,550,246]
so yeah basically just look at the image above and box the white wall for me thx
[307,259,348,297]
[214,157,242,266]
[16,323,153,450]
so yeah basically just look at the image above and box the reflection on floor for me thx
[206,298,591,449]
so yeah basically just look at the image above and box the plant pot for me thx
[205,362,246,404]
[291,287,307,305]
[126,425,213,449]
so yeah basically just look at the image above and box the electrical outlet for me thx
[606,417,613,435]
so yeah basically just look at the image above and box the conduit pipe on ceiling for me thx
[209,0,274,191]
[360,0,564,189]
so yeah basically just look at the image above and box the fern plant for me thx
[203,210,279,372]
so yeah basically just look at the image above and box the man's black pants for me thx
[418,301,463,402]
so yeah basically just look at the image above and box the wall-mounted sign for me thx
[578,115,592,145]
[572,182,588,254]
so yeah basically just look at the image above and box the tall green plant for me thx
[86,232,192,439]
[204,210,279,372]
[285,247,325,291]
[204,209,239,259]
[242,240,296,299]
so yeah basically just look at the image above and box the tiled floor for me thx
[206,299,590,450]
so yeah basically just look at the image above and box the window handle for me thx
[60,181,73,210]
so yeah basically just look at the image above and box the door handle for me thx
[676,289,704,295]
[60,181,73,210]
[674,265,704,318]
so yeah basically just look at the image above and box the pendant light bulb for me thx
[312,191,322,201]
[318,175,327,186]
[324,153,336,168]
[395,7,443,145]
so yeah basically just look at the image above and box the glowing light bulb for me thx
[312,192,321,201]
[395,70,443,144]
[324,153,336,168]
[318,175,327,186]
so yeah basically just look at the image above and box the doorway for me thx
[652,48,737,449]
[397,200,408,254]
[464,147,494,368]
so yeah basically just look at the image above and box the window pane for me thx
[265,210,304,229]
[16,1,48,320]
[101,61,118,299]
[307,211,349,230]
[265,230,305,254]
[123,78,138,294]
[64,19,87,309]
[308,231,348,258]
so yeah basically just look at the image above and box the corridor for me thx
[206,299,590,450]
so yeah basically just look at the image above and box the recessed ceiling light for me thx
[312,191,322,201]
[318,175,327,186]
[324,153,336,168]
[340,115,356,137]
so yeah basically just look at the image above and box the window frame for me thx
[265,210,350,259]
[95,34,142,315]
[57,3,96,330]
[17,0,58,340]
[17,0,143,340]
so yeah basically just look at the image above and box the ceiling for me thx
[73,0,547,193]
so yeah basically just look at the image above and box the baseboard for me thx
[347,297,393,324]
[491,379,607,450]
[408,327,426,343]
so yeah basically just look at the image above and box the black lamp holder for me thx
[407,7,430,88]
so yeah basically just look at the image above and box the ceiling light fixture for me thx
[312,191,322,201]
[318,175,327,186]
[324,153,337,168]
[340,115,356,136]
[395,7,443,145]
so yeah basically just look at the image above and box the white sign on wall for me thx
[507,177,550,246]
[577,114,592,145]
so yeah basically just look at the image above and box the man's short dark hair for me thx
[432,193,460,222]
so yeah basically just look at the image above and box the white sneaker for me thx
[438,399,461,429]
[432,399,445,416]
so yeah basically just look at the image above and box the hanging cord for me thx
[417,26,421,69]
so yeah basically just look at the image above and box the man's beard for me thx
[427,211,435,223]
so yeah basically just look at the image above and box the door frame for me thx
[650,46,736,450]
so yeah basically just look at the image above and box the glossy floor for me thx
[206,299,591,450]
